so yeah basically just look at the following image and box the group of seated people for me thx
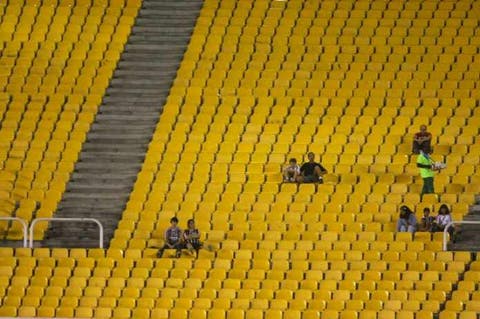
[283,152,328,184]
[157,217,205,258]
[397,204,455,237]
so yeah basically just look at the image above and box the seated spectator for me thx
[157,217,183,258]
[418,207,435,232]
[296,152,327,183]
[396,205,417,233]
[283,158,300,183]
[183,219,203,258]
[432,204,455,238]
[412,125,432,154]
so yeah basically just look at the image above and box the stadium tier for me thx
[1,0,480,318]
[0,0,140,240]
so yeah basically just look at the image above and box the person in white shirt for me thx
[283,158,300,183]
[432,204,455,238]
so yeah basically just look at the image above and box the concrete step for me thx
[125,42,187,52]
[81,143,148,152]
[61,192,130,200]
[102,94,160,103]
[120,51,184,60]
[106,86,171,95]
[75,161,142,171]
[129,33,192,43]
[57,201,126,210]
[78,154,145,163]
[116,60,181,69]
[110,77,175,86]
[66,184,132,193]
[142,1,202,9]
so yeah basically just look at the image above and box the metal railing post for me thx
[0,217,28,247]
[443,220,480,251]
[29,218,104,248]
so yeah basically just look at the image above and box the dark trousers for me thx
[422,177,434,195]
[157,242,183,258]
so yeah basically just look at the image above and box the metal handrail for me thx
[0,217,28,247]
[29,218,104,248]
[443,220,480,251]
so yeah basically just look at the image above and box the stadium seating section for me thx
[1,0,480,318]
[0,0,139,240]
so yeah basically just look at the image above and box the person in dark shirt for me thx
[157,217,183,258]
[296,152,327,183]
[412,125,432,154]
[183,219,203,258]
[419,207,435,232]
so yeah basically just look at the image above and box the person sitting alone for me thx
[396,205,417,233]
[418,207,435,232]
[157,217,183,258]
[283,158,300,183]
[183,219,203,258]
[412,125,432,154]
[296,152,327,183]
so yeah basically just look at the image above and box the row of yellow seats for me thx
[0,275,458,300]
[0,257,467,282]
[0,306,455,319]
[0,290,451,309]
[0,243,465,261]
[178,87,480,103]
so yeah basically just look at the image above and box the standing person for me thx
[183,219,203,257]
[157,217,183,258]
[396,205,417,233]
[296,152,327,183]
[417,150,438,197]
[412,125,432,154]
[283,158,300,183]
[418,207,435,232]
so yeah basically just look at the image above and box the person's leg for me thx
[283,169,290,182]
[303,175,316,183]
[313,166,322,182]
[422,177,434,195]
[407,225,416,233]
[423,141,432,154]
[157,245,167,258]
[296,175,304,183]
[425,177,434,194]
[173,242,183,258]
[412,141,420,154]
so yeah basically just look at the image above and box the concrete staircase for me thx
[448,195,480,252]
[41,0,203,248]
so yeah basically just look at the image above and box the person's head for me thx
[438,204,450,215]
[187,219,195,229]
[400,205,411,218]
[289,158,297,166]
[170,217,179,226]
[307,152,315,162]
[423,207,431,217]
[420,125,427,133]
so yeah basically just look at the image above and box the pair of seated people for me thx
[157,217,203,258]
[283,152,327,183]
